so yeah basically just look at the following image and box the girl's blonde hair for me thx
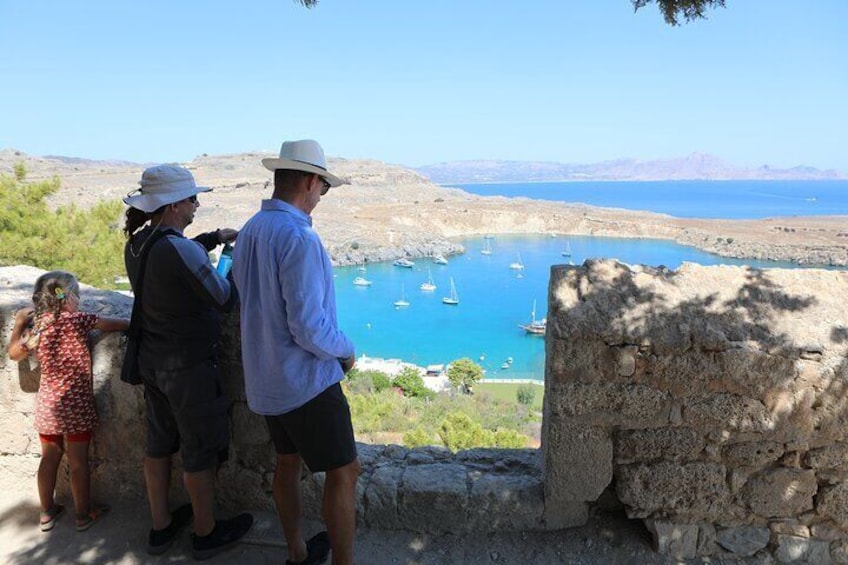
[25,271,80,350]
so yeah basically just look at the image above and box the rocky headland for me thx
[2,148,845,268]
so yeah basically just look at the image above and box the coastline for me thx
[4,150,846,268]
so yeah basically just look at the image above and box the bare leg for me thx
[66,440,91,517]
[323,459,361,565]
[183,469,216,536]
[38,440,64,512]
[274,454,308,562]
[144,456,172,530]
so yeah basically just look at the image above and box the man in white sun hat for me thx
[123,164,253,559]
[232,141,359,565]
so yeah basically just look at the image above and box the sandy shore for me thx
[4,150,846,268]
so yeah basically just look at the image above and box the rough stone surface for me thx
[644,520,699,559]
[398,464,468,533]
[742,468,817,518]
[715,526,771,556]
[616,462,730,520]
[614,428,705,464]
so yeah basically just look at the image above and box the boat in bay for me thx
[393,258,415,268]
[519,299,546,336]
[509,252,525,270]
[393,283,410,308]
[420,268,437,292]
[442,277,459,305]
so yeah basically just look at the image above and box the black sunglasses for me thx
[184,195,198,204]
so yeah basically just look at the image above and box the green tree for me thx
[446,358,483,394]
[632,0,725,25]
[393,367,432,399]
[0,166,125,289]
[295,1,726,26]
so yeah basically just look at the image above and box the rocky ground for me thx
[2,148,846,268]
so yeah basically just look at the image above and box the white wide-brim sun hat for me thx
[124,164,212,213]
[261,139,343,188]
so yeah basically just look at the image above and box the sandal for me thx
[76,504,110,532]
[40,504,65,532]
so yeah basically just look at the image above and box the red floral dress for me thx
[33,311,99,435]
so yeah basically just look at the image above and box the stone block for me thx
[817,483,848,527]
[808,444,848,472]
[684,393,774,433]
[543,424,612,504]
[715,525,770,557]
[722,441,784,467]
[398,464,468,533]
[644,520,699,559]
[832,539,848,564]
[364,466,403,529]
[617,462,730,521]
[743,468,817,518]
[545,381,670,428]
[614,427,704,464]
[775,535,832,564]
[466,473,544,531]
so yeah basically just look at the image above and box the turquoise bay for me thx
[335,235,801,382]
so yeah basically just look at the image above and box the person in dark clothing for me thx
[123,163,252,560]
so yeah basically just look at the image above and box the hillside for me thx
[415,153,846,184]
[2,148,846,268]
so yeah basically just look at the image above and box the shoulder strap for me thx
[126,229,170,338]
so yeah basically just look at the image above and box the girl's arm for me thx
[95,317,130,333]
[8,307,34,362]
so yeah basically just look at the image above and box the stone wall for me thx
[542,259,848,562]
[5,260,848,561]
[0,266,542,533]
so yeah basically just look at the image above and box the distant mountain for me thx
[415,153,846,184]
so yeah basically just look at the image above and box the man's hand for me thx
[217,228,239,244]
[340,354,356,374]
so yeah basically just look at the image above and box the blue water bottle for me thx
[216,243,234,277]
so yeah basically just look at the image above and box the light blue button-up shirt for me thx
[232,199,354,415]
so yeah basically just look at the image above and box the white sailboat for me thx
[519,299,546,335]
[442,277,459,305]
[420,268,436,292]
[353,276,372,286]
[509,252,525,270]
[561,241,572,257]
[393,283,410,308]
[480,239,492,255]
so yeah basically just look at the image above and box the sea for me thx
[335,180,848,382]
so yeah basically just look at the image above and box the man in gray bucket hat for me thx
[123,164,253,560]
[233,140,359,565]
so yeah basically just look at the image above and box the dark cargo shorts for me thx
[143,358,229,472]
[265,382,357,473]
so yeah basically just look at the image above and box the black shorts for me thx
[143,358,229,472]
[265,382,357,473]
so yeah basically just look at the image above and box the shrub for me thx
[516,384,536,405]
[403,427,433,449]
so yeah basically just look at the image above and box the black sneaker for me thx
[190,513,254,561]
[286,531,331,565]
[147,503,193,555]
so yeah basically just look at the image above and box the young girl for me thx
[8,271,129,532]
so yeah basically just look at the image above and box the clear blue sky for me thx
[1,1,845,171]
